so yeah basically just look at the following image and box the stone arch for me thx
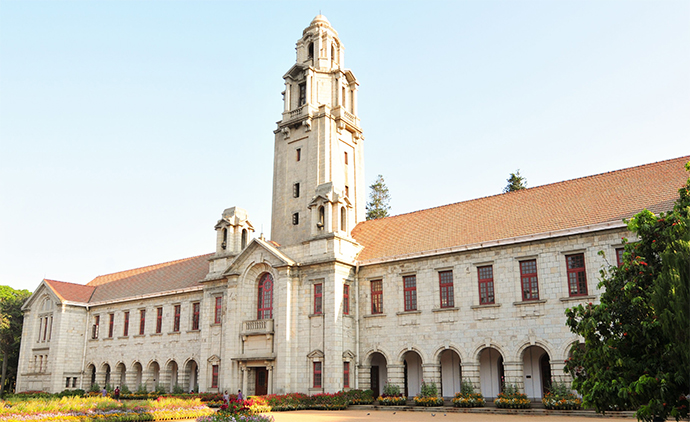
[114,362,126,389]
[183,359,198,393]
[363,348,390,398]
[400,349,424,397]
[147,361,160,391]
[362,347,393,366]
[519,345,552,399]
[165,360,179,392]
[86,363,97,388]
[395,346,427,365]
[477,346,504,399]
[131,361,143,391]
[434,346,464,397]
[100,362,112,387]
[560,338,584,361]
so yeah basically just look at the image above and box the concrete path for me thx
[268,409,634,422]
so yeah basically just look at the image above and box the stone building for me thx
[16,15,689,400]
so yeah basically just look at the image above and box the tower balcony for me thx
[281,104,314,126]
[332,106,361,135]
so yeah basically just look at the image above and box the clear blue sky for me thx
[1,1,688,292]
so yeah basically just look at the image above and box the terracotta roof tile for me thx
[86,254,213,303]
[352,156,689,263]
[44,279,95,303]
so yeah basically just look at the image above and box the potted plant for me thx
[452,379,485,407]
[414,380,444,406]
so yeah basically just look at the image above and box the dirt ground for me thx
[267,409,633,422]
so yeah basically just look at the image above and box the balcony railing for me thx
[242,319,274,335]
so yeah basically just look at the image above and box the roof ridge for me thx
[359,155,690,224]
[87,252,214,286]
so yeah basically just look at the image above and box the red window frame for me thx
[108,313,114,338]
[313,361,322,388]
[343,284,349,315]
[211,365,219,388]
[156,307,163,333]
[567,254,588,296]
[478,266,495,305]
[439,271,454,308]
[403,275,417,311]
[257,273,273,319]
[616,248,625,267]
[93,315,100,339]
[123,311,129,336]
[214,297,222,324]
[371,280,383,314]
[343,361,350,388]
[192,302,200,330]
[173,305,181,332]
[520,260,539,301]
[139,310,146,335]
[314,283,323,315]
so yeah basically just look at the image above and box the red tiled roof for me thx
[352,156,689,263]
[86,254,213,303]
[44,279,95,303]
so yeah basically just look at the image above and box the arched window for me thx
[241,229,248,249]
[331,45,336,65]
[221,228,227,250]
[318,206,325,229]
[340,207,346,231]
[308,42,314,59]
[257,273,273,320]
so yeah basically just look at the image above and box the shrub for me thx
[89,383,101,393]
[494,384,531,409]
[153,383,167,394]
[414,380,443,406]
[120,384,131,395]
[542,380,582,410]
[382,382,401,397]
[452,379,485,408]
[345,389,374,405]
[172,384,185,394]
[308,392,348,410]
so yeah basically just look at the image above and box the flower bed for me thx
[344,389,374,405]
[198,414,275,422]
[413,396,444,407]
[0,396,213,422]
[452,393,485,407]
[377,396,406,406]
[542,392,582,410]
[494,386,531,409]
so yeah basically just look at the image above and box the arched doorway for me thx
[369,352,387,397]
[132,362,143,391]
[102,363,111,387]
[115,363,126,389]
[522,345,551,399]
[87,364,96,388]
[479,347,504,399]
[439,349,462,397]
[148,361,160,391]
[402,350,423,397]
[167,361,179,392]
[185,360,198,392]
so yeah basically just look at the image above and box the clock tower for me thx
[270,15,365,261]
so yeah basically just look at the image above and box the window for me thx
[318,206,325,229]
[192,302,200,330]
[299,83,306,106]
[520,260,539,301]
[313,361,322,388]
[241,229,248,249]
[292,212,299,225]
[43,317,48,341]
[371,280,383,314]
[214,296,223,324]
[139,310,146,335]
[616,248,625,267]
[340,207,347,231]
[293,183,300,198]
[403,275,417,311]
[344,185,349,197]
[221,228,227,250]
[314,283,323,314]
[156,307,163,333]
[343,361,350,388]
[66,377,71,388]
[567,254,588,296]
[258,273,273,319]
[296,148,301,161]
[343,284,349,315]
[123,311,129,336]
[92,315,100,339]
[344,151,348,165]
[211,365,219,388]
[37,318,42,342]
[439,270,454,308]
[478,266,495,305]
[108,313,114,338]
[48,317,52,341]
[173,305,181,332]
[72,377,77,388]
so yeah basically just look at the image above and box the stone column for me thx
[461,361,480,392]
[503,360,523,392]
[266,363,273,395]
[240,364,248,397]
[387,364,405,392]
[358,364,371,390]
[422,363,442,392]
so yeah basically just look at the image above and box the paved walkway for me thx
[269,409,635,422]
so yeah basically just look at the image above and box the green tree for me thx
[503,170,527,192]
[366,174,391,220]
[0,285,31,395]
[565,163,690,421]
